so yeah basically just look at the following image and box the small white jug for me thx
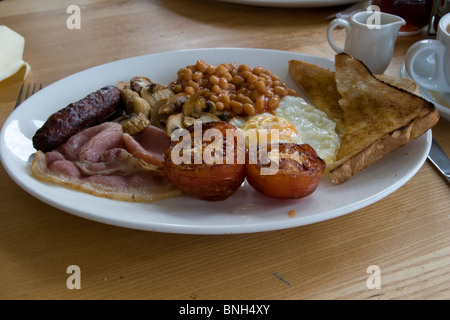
[328,11,405,74]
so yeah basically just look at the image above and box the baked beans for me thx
[170,60,297,117]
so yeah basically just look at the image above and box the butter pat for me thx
[0,26,30,82]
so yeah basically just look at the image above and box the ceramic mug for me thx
[405,12,450,92]
[327,10,405,74]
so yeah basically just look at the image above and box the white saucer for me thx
[400,63,450,122]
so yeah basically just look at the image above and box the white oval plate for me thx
[0,48,431,234]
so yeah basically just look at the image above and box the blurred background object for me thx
[0,26,30,82]
[428,0,450,34]
[372,0,434,35]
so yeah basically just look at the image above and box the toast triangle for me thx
[328,53,439,184]
[288,59,421,135]
[288,60,344,133]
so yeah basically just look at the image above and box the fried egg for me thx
[230,96,340,164]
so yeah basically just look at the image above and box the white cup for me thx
[328,10,405,74]
[405,13,450,92]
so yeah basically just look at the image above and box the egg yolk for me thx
[240,113,298,145]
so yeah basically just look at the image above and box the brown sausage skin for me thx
[32,85,121,152]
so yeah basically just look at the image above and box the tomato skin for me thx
[164,121,246,201]
[245,143,325,199]
[164,162,245,201]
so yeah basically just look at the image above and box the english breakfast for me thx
[30,53,439,204]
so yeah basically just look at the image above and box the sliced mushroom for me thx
[166,113,185,137]
[181,95,220,119]
[145,82,166,94]
[166,111,221,137]
[116,81,129,91]
[150,109,170,130]
[117,112,151,135]
[158,93,189,115]
[182,95,206,117]
[182,114,219,131]
[119,88,151,118]
[204,101,217,114]
[214,111,235,122]
[130,76,152,92]
[197,112,221,123]
[141,85,174,110]
[183,116,195,128]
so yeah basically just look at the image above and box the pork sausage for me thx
[32,85,121,152]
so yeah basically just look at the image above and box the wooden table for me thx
[1,0,449,301]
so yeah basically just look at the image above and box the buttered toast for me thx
[288,59,420,135]
[289,53,439,184]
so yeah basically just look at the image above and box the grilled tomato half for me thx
[164,121,246,201]
[245,143,325,199]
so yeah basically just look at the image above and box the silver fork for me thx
[14,83,43,109]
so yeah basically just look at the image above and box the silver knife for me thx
[428,138,450,184]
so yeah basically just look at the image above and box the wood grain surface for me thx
[0,0,449,300]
